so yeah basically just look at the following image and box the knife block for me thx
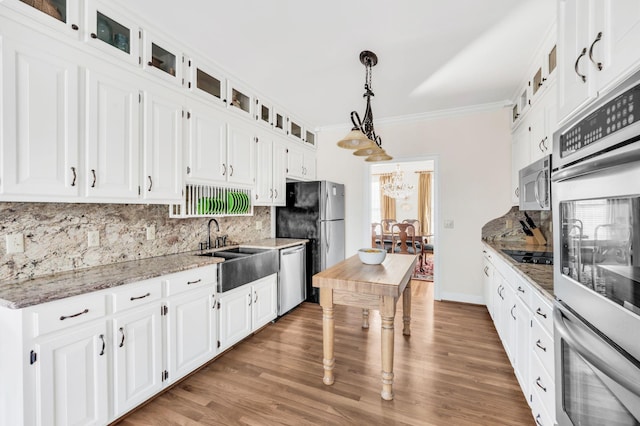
[525,228,547,246]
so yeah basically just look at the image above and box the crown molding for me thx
[318,100,511,132]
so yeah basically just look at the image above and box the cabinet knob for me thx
[148,61,153,67]
[71,24,79,31]
[90,33,97,39]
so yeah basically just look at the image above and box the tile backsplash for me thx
[0,203,271,282]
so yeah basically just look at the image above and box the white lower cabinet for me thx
[111,303,163,418]
[218,273,278,351]
[166,287,217,382]
[482,244,556,425]
[34,321,109,426]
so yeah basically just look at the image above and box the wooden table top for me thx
[312,254,417,298]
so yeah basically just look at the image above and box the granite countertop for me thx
[483,240,554,301]
[0,238,308,310]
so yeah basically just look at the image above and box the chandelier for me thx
[381,165,414,199]
[336,50,392,162]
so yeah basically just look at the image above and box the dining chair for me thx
[371,222,383,250]
[391,223,420,254]
[381,219,397,233]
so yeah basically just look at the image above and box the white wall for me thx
[316,108,513,303]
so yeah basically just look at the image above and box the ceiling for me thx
[126,0,556,129]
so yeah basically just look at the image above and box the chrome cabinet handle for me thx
[187,279,202,285]
[60,308,89,321]
[539,139,544,152]
[517,286,525,294]
[535,377,547,392]
[147,176,152,192]
[575,47,587,83]
[515,186,520,197]
[91,169,96,188]
[535,414,543,426]
[71,167,77,187]
[535,307,547,319]
[270,189,273,199]
[510,305,516,320]
[130,292,150,301]
[99,334,105,356]
[588,32,603,70]
[535,339,547,352]
[222,163,227,176]
[254,291,258,304]
[229,165,234,176]
[248,293,252,306]
[274,189,278,199]
[119,327,125,348]
[483,266,489,277]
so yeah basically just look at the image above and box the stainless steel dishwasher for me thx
[278,244,306,316]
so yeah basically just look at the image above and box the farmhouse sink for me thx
[197,247,278,292]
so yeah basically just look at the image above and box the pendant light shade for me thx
[353,145,381,157]
[365,150,392,162]
[337,128,375,149]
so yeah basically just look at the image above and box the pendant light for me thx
[337,50,392,162]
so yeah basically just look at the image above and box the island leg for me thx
[380,296,396,400]
[320,288,335,385]
[362,308,369,329]
[402,281,411,336]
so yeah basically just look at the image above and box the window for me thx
[371,178,381,223]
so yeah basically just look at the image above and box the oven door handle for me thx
[552,146,640,182]
[554,305,640,396]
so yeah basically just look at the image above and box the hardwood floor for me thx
[116,280,533,425]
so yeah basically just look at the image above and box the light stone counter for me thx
[0,239,308,309]
[483,240,554,301]
[0,252,223,309]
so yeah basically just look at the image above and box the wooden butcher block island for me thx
[312,253,417,400]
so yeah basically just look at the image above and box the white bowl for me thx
[358,248,387,265]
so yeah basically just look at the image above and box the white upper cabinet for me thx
[185,56,227,109]
[1,34,79,198]
[141,87,183,202]
[84,66,140,200]
[184,100,227,183]
[226,119,255,186]
[254,132,286,206]
[227,80,253,116]
[558,0,640,123]
[84,0,140,65]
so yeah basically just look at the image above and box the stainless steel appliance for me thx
[278,244,306,316]
[276,181,345,303]
[552,69,640,425]
[519,154,552,210]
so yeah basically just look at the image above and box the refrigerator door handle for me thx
[325,189,330,221]
[326,222,331,253]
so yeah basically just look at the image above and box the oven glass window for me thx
[560,197,640,316]
[562,341,640,425]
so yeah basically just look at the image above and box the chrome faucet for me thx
[207,218,220,249]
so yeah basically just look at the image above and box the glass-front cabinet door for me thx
[289,119,303,141]
[227,81,252,116]
[143,32,182,85]
[273,110,286,134]
[85,0,139,65]
[8,0,81,36]
[187,58,226,108]
[255,98,272,127]
[305,130,316,148]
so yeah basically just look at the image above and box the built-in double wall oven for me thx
[552,69,640,425]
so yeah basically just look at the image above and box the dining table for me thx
[312,253,417,400]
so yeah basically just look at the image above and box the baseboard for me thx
[439,292,485,305]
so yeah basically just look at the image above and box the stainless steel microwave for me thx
[519,154,551,210]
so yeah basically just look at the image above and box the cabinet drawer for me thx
[111,278,163,313]
[530,384,555,426]
[30,293,106,337]
[530,350,555,420]
[531,318,554,378]
[512,275,533,308]
[531,289,553,333]
[164,265,216,296]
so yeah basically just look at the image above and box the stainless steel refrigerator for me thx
[276,181,345,303]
